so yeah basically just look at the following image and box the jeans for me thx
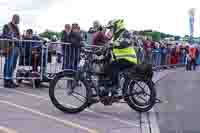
[56,53,62,63]
[152,52,157,66]
[180,55,186,65]
[161,54,167,65]
[190,59,196,70]
[137,50,144,63]
[156,52,161,66]
[4,47,19,80]
[145,51,152,64]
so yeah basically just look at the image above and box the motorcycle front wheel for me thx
[49,71,91,114]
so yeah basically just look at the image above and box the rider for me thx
[105,19,138,95]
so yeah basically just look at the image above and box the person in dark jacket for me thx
[69,23,82,70]
[61,24,71,42]
[92,26,109,46]
[2,14,20,88]
[88,20,101,45]
[20,29,44,71]
[20,29,35,66]
[61,24,71,69]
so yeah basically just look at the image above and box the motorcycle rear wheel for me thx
[124,79,156,112]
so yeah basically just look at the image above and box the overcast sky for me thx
[0,0,200,36]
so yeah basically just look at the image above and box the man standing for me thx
[143,38,152,64]
[188,45,198,70]
[88,20,101,45]
[2,14,20,88]
[69,23,82,70]
[61,24,71,69]
[92,26,109,46]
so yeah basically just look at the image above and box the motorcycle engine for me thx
[91,54,106,73]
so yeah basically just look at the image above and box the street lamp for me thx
[188,8,195,43]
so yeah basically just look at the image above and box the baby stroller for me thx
[16,40,50,88]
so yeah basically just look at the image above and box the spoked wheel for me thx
[49,72,91,113]
[124,80,156,112]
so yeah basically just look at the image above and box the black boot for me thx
[4,80,17,88]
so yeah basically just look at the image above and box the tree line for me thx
[39,29,182,42]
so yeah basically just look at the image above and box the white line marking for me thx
[0,100,98,133]
[149,109,160,133]
[0,126,18,133]
[141,113,150,133]
[146,70,177,133]
[0,88,140,128]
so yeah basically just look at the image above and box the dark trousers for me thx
[56,53,62,63]
[106,59,134,87]
[189,59,196,70]
[63,46,80,71]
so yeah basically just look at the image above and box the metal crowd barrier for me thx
[152,64,185,71]
[137,49,187,67]
[0,39,45,81]
[0,39,187,86]
[46,41,104,74]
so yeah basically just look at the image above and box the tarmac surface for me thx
[0,67,197,133]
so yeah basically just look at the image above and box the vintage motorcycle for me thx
[49,44,156,113]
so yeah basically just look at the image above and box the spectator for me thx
[151,42,157,66]
[152,42,161,66]
[136,39,144,63]
[51,35,62,63]
[92,26,109,46]
[179,45,187,64]
[166,44,172,65]
[61,24,71,69]
[20,29,45,72]
[143,38,152,64]
[20,29,36,68]
[196,44,200,65]
[2,14,20,88]
[170,45,178,64]
[188,45,198,70]
[88,20,101,45]
[88,20,101,33]
[69,23,82,70]
[61,24,71,43]
[160,42,168,65]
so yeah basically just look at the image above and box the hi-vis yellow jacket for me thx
[111,30,137,64]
